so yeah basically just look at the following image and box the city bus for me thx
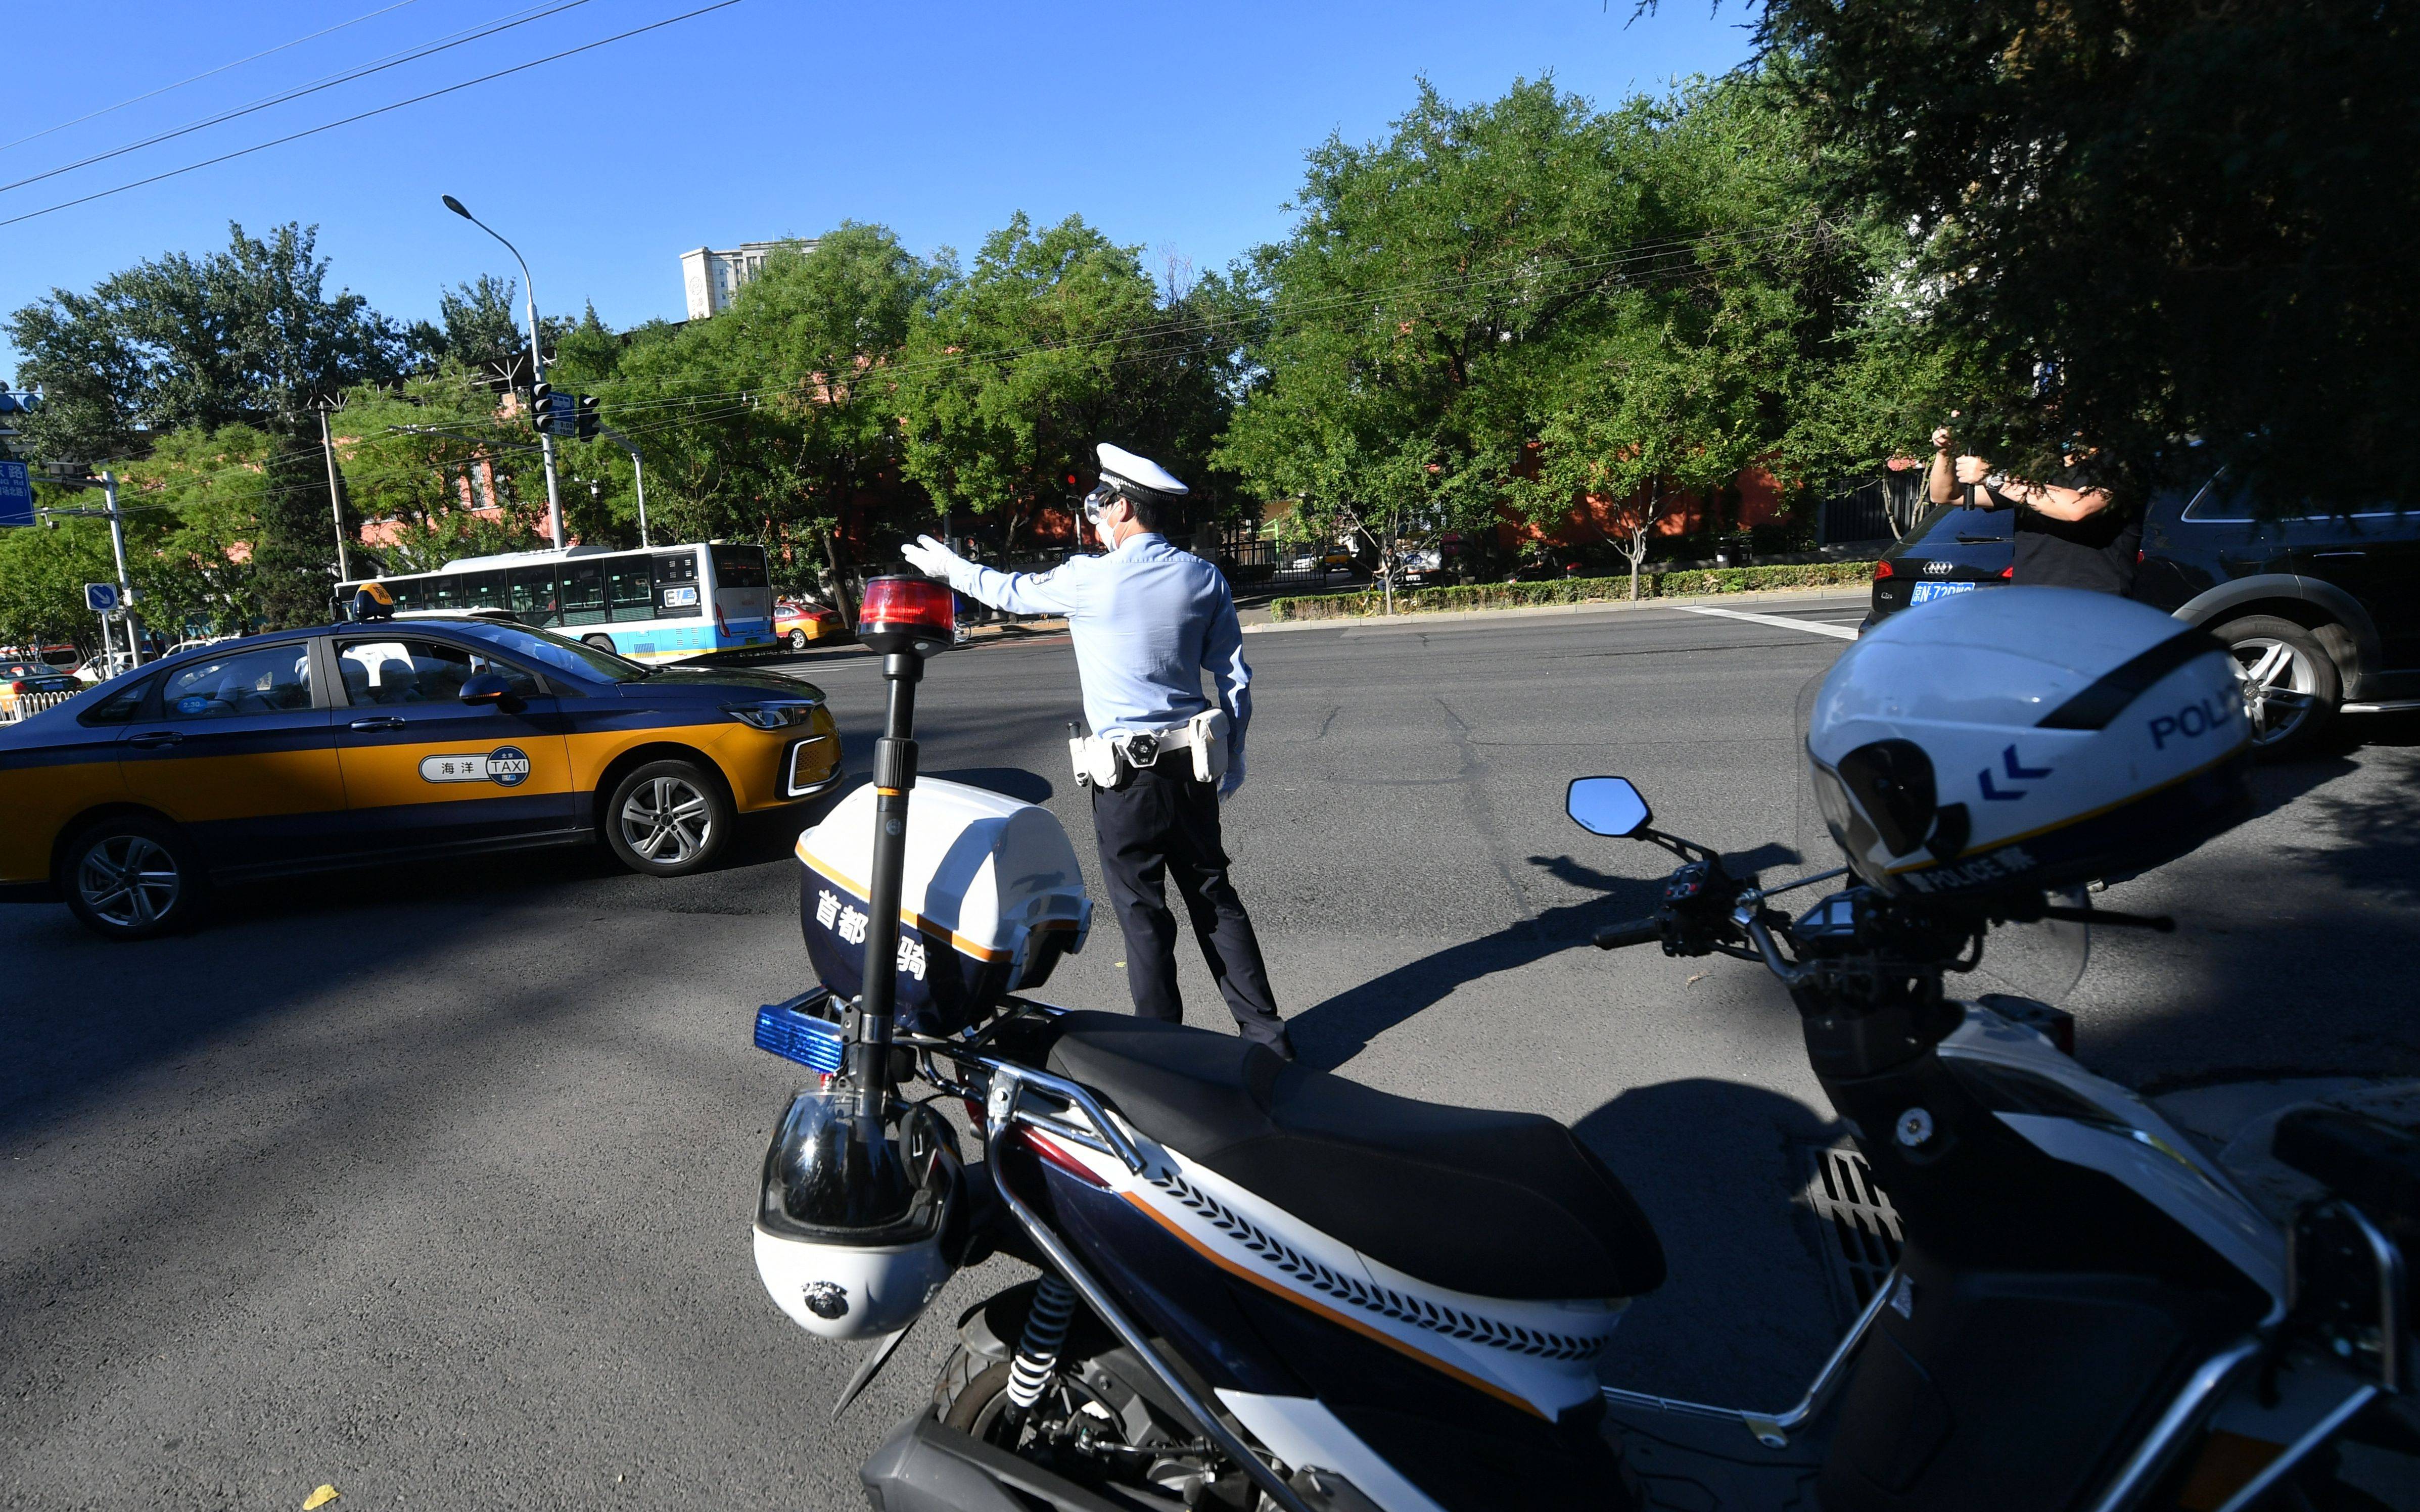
[337,542,776,664]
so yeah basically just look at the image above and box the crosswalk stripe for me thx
[1678,605,1859,641]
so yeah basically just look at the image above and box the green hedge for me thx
[1265,560,1877,623]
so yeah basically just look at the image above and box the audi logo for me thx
[1922,560,1954,576]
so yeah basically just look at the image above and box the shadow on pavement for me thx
[2041,739,2420,1091]
[1289,843,1794,1071]
[1576,1078,1845,1402]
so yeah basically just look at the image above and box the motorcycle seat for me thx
[1044,1012,1664,1301]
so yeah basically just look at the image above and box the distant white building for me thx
[679,240,813,320]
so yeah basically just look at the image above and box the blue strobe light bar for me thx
[755,994,846,1076]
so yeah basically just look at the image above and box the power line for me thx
[0,0,746,231]
[0,0,600,198]
[0,0,426,157]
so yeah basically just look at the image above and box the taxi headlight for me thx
[725,699,822,730]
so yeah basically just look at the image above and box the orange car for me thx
[774,598,846,650]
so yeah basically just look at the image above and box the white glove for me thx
[1219,753,1245,803]
[900,534,965,583]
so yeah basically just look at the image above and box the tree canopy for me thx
[897,214,1243,555]
[1220,74,1926,569]
[1746,0,2420,503]
[6,221,408,460]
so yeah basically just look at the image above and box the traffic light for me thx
[529,378,552,433]
[576,393,600,441]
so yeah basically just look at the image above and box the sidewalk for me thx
[1238,582,1869,634]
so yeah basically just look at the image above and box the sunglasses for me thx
[1081,482,1121,523]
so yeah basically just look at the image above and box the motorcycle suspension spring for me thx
[1005,1273,1078,1417]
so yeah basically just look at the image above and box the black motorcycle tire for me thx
[930,1343,1251,1506]
[935,1354,1014,1437]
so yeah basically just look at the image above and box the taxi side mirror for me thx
[459,673,525,715]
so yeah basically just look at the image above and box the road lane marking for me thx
[1678,605,1858,640]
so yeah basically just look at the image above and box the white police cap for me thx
[1097,442,1188,497]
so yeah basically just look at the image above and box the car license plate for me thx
[1911,581,1977,605]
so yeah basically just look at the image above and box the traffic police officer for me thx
[901,444,1291,1058]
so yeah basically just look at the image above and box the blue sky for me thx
[1,1,1757,384]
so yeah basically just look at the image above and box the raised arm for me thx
[903,536,1096,618]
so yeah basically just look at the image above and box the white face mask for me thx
[1082,483,1120,548]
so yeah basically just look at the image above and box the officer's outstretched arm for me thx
[902,536,1093,618]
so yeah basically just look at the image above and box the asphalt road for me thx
[6,596,2416,1510]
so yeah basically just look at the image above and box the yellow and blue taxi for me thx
[0,616,843,940]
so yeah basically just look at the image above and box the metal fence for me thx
[1816,473,1926,546]
[3,689,79,723]
[1209,523,1354,593]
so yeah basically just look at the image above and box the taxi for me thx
[4,659,83,719]
[0,616,844,940]
[774,597,845,650]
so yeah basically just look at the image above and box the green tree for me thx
[325,375,556,573]
[6,221,408,461]
[0,427,276,652]
[1223,75,1897,602]
[404,274,570,372]
[589,225,938,611]
[1743,0,2420,503]
[899,214,1239,558]
[1512,77,1892,586]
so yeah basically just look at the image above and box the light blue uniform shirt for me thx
[936,534,1252,755]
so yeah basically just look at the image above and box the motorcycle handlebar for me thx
[1593,917,1663,951]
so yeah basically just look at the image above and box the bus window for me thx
[608,555,655,621]
[391,577,429,613]
[508,564,562,626]
[458,569,507,611]
[562,560,607,624]
[653,552,702,618]
[429,575,463,613]
[710,545,769,588]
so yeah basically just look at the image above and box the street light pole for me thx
[100,471,145,666]
[442,194,564,550]
[598,424,649,547]
[316,403,353,581]
[41,469,145,667]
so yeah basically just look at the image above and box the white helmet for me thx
[1806,587,2253,899]
[751,1088,959,1340]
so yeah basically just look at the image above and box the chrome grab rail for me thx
[980,1063,1315,1512]
[2082,1338,2265,1512]
[1602,1265,1898,1449]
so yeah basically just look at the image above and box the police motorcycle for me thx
[746,577,2419,1511]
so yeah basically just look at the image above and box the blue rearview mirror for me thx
[1567,776,1650,838]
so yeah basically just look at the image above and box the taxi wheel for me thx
[61,817,207,941]
[604,760,732,876]
[787,628,809,650]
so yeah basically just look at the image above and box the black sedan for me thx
[1862,478,2418,759]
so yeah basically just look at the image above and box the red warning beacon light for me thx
[857,575,957,657]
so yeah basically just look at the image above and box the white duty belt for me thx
[1068,709,1230,790]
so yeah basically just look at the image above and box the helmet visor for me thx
[1795,670,2089,1004]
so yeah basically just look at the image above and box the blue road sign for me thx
[85,583,118,613]
[536,390,577,437]
[0,461,31,528]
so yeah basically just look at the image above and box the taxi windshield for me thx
[447,620,654,683]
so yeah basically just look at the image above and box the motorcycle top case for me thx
[795,778,1093,1035]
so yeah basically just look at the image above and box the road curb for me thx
[1241,584,1870,635]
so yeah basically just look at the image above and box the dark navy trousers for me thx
[1090,758,1290,1054]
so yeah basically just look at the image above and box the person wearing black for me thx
[1928,427,2140,593]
